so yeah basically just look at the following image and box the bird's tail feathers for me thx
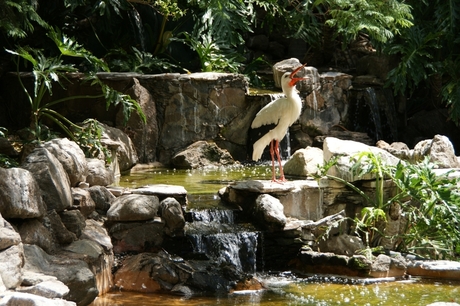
[252,133,273,161]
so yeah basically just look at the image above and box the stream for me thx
[90,165,460,305]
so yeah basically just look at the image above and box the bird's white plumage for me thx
[251,72,303,161]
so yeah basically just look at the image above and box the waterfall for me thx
[363,87,383,140]
[188,208,234,223]
[185,208,259,273]
[94,253,114,295]
[311,90,318,117]
[351,87,384,141]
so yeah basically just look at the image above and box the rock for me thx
[254,194,286,231]
[407,260,460,280]
[114,252,167,293]
[71,188,96,217]
[42,138,88,187]
[21,148,73,212]
[0,213,22,250]
[0,167,46,218]
[23,244,98,306]
[319,234,365,256]
[413,135,460,168]
[171,141,236,169]
[131,184,188,206]
[87,186,115,214]
[59,210,86,238]
[323,137,400,182]
[100,123,138,172]
[300,71,353,136]
[0,243,24,290]
[284,147,323,177]
[85,158,114,187]
[0,291,76,306]
[272,58,318,92]
[160,197,185,237]
[16,279,70,299]
[80,219,113,252]
[45,210,77,245]
[107,194,160,221]
[376,140,412,161]
[18,219,56,254]
[108,221,164,254]
[116,78,159,164]
[233,277,263,291]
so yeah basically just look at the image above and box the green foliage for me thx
[106,47,177,73]
[0,0,48,38]
[175,32,244,73]
[390,159,460,259]
[318,152,460,259]
[384,0,460,124]
[72,118,111,161]
[0,154,18,168]
[6,27,145,159]
[319,0,413,44]
[384,26,441,95]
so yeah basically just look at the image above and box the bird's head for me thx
[288,63,308,87]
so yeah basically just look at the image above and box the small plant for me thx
[106,47,177,73]
[317,152,460,260]
[390,158,460,259]
[174,32,244,73]
[6,27,145,157]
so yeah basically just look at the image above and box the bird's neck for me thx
[283,85,300,100]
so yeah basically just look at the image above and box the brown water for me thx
[103,165,460,305]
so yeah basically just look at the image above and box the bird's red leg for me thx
[274,141,286,182]
[269,140,276,181]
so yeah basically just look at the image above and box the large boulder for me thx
[23,244,98,306]
[87,186,115,215]
[254,194,287,231]
[413,134,460,168]
[116,78,159,164]
[100,123,138,172]
[171,141,236,169]
[323,137,400,182]
[21,148,73,212]
[0,291,76,306]
[85,159,114,187]
[0,214,24,291]
[107,194,160,222]
[0,167,46,219]
[42,138,88,187]
[284,146,324,177]
[160,197,185,237]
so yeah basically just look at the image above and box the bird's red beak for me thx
[289,63,308,87]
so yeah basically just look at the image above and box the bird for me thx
[251,63,308,182]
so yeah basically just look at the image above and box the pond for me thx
[90,274,460,305]
[93,165,460,305]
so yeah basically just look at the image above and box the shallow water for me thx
[119,165,271,194]
[105,165,460,305]
[90,275,460,306]
[118,165,272,208]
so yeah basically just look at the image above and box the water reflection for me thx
[90,276,460,306]
[118,165,272,196]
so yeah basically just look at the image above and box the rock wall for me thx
[0,69,354,166]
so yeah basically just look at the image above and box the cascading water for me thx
[363,87,383,140]
[186,208,259,273]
